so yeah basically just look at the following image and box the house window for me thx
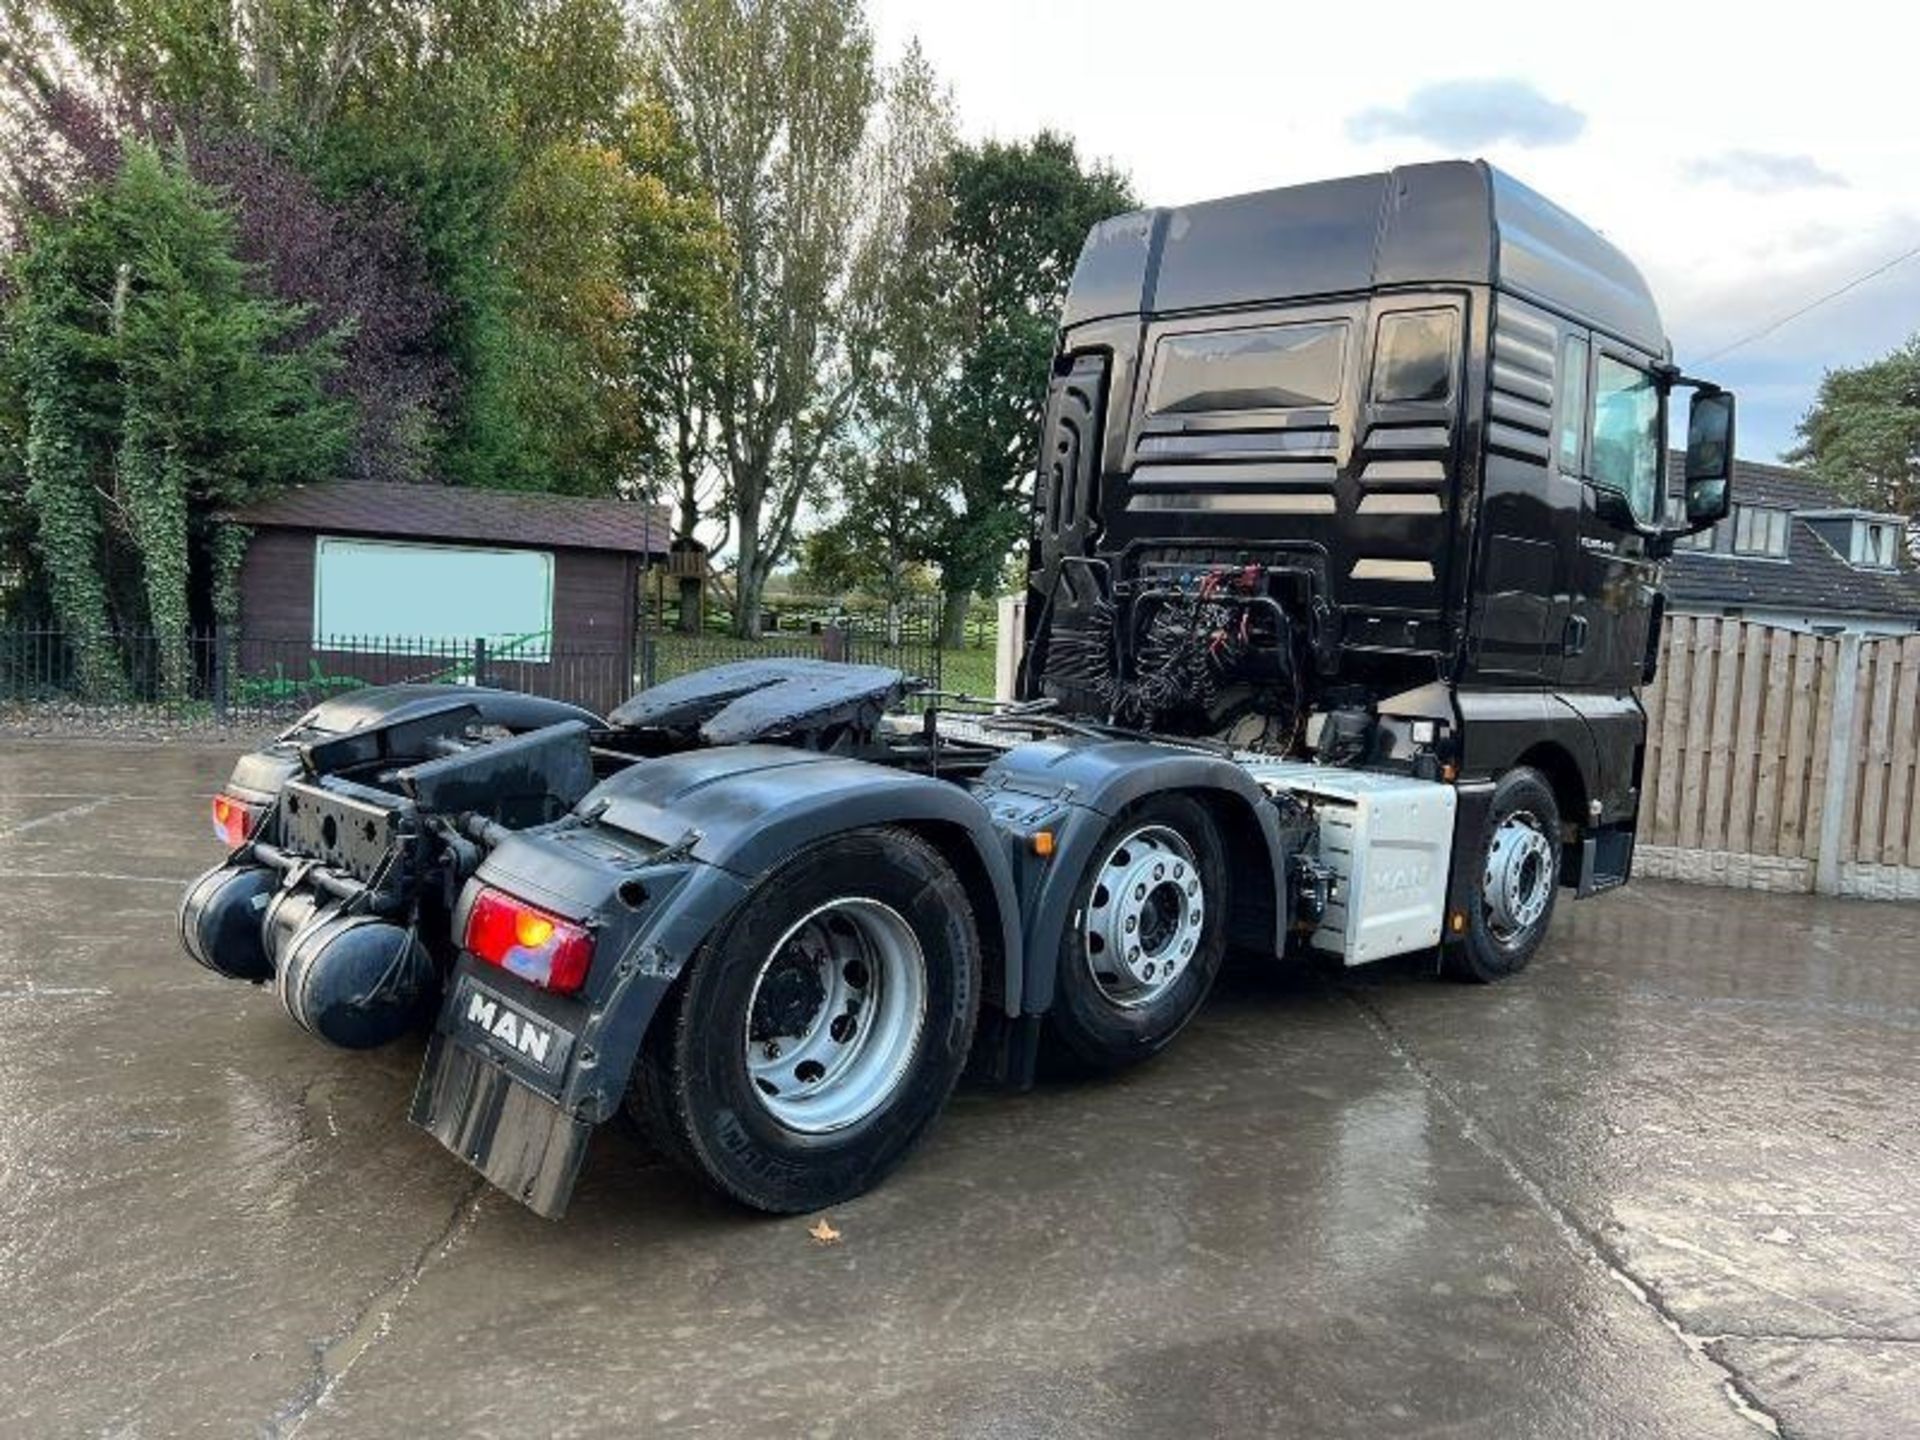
[1664,497,1718,551]
[1853,520,1899,569]
[313,537,555,659]
[1732,506,1789,558]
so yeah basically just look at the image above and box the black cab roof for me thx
[1064,159,1667,356]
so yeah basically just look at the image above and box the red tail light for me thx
[464,886,594,994]
[211,793,264,848]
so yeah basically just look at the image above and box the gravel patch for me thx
[0,701,279,745]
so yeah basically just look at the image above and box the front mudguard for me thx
[977,736,1293,1015]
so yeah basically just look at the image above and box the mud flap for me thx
[409,1033,592,1219]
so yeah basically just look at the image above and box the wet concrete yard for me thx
[3,737,1916,1437]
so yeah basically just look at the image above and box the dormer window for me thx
[1853,519,1900,569]
[1663,496,1718,551]
[1732,505,1789,558]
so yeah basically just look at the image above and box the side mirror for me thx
[1682,389,1735,528]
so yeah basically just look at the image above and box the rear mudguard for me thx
[583,744,1026,1007]
[974,736,1292,1014]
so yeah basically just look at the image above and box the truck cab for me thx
[1022,159,1734,896]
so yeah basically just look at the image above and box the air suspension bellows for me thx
[274,910,433,1050]
[179,864,279,982]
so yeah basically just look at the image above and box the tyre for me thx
[628,826,980,1213]
[1444,766,1562,983]
[1047,793,1229,1071]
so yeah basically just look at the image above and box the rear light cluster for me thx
[211,793,265,848]
[464,886,595,994]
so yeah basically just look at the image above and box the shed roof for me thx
[231,482,669,556]
[1662,455,1920,621]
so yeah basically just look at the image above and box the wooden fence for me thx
[1641,616,1920,895]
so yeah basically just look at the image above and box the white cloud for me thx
[1684,150,1847,193]
[1347,79,1584,149]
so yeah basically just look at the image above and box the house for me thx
[1662,455,1920,634]
[228,482,669,712]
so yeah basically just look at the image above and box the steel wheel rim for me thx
[743,897,927,1134]
[1081,824,1204,1008]
[1484,808,1555,942]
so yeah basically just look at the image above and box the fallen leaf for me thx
[808,1217,841,1245]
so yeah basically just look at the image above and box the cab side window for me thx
[1590,354,1662,525]
[1555,334,1588,472]
[1370,309,1457,404]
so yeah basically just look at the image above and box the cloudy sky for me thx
[869,0,1918,461]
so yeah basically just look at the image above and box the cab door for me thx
[1469,300,1584,685]
[1561,344,1662,691]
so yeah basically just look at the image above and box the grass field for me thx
[937,645,996,697]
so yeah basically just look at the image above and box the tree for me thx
[888,132,1133,646]
[8,139,348,695]
[616,97,734,629]
[1788,335,1920,558]
[189,128,449,484]
[648,0,949,637]
[799,443,935,609]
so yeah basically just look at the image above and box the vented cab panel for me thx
[1022,351,1112,706]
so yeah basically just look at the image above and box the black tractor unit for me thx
[179,161,1735,1216]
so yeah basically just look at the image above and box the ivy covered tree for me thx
[8,139,348,695]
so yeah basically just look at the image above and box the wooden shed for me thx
[228,483,669,714]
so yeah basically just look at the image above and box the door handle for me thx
[1563,614,1589,657]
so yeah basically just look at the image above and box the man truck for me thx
[179,161,1735,1215]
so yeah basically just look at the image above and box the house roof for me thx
[1662,455,1920,621]
[230,482,669,557]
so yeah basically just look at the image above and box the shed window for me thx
[1371,310,1456,404]
[1732,506,1789,558]
[1145,321,1347,417]
[313,537,555,659]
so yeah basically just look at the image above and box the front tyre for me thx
[628,827,980,1213]
[1445,766,1562,983]
[1047,794,1229,1071]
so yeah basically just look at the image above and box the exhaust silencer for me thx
[179,864,278,982]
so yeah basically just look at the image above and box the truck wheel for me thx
[1446,766,1561,983]
[628,827,980,1213]
[1048,794,1228,1071]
